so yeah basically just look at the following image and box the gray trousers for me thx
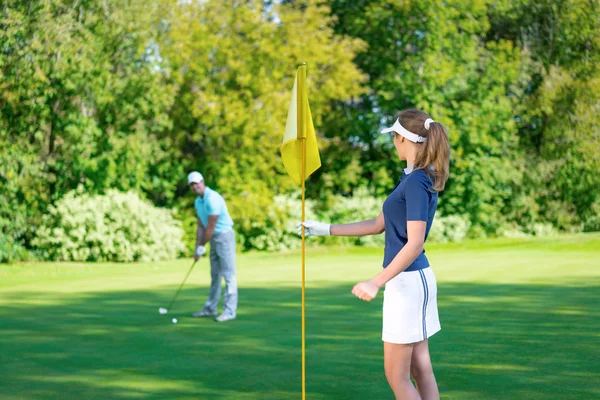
[203,229,237,316]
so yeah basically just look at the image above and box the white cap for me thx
[381,118,427,143]
[187,171,204,184]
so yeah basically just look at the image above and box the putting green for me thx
[1,233,599,399]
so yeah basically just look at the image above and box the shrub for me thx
[242,194,317,252]
[174,208,200,257]
[500,221,560,238]
[583,214,600,232]
[500,226,531,239]
[427,215,471,243]
[0,235,35,263]
[312,190,470,246]
[530,222,557,237]
[427,219,446,243]
[317,188,386,247]
[34,190,185,262]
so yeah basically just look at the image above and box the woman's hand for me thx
[296,221,331,236]
[352,280,380,301]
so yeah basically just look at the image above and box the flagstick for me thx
[301,136,307,400]
[297,63,307,400]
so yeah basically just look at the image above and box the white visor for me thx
[381,118,426,143]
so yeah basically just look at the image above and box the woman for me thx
[298,109,450,400]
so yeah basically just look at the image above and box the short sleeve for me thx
[405,175,431,221]
[205,194,222,216]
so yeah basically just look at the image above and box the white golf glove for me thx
[296,220,331,237]
[195,245,207,257]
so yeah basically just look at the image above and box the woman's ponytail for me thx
[398,109,450,192]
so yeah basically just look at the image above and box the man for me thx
[188,171,237,322]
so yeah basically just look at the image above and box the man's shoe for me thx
[215,313,236,322]
[192,310,217,318]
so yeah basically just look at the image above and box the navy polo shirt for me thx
[382,166,438,271]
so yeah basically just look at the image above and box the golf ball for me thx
[159,307,168,314]
[172,318,178,324]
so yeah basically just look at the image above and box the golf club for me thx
[159,259,198,317]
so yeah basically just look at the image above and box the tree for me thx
[323,0,530,235]
[0,0,176,246]
[488,0,600,227]
[160,0,366,246]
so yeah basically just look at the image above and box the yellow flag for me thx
[281,65,321,184]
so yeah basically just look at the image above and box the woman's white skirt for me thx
[382,267,441,344]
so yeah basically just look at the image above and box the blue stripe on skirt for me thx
[418,269,429,340]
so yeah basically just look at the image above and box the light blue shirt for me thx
[194,187,234,234]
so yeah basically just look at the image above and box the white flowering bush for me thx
[320,191,473,246]
[500,221,559,238]
[243,194,318,252]
[427,215,471,243]
[236,189,473,251]
[318,188,386,247]
[34,190,185,262]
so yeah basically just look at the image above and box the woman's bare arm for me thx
[330,211,385,236]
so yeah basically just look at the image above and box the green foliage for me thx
[488,0,600,73]
[322,0,600,237]
[34,190,185,262]
[0,0,179,247]
[1,0,366,255]
[0,235,35,264]
[318,188,385,247]
[174,208,201,258]
[231,189,472,251]
[161,0,365,238]
[522,67,600,227]
[1,0,599,256]
[487,0,600,229]
[428,215,471,243]
[240,195,317,252]
[583,215,600,233]
[320,0,531,236]
[530,223,558,237]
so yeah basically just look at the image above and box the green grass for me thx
[1,233,599,399]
